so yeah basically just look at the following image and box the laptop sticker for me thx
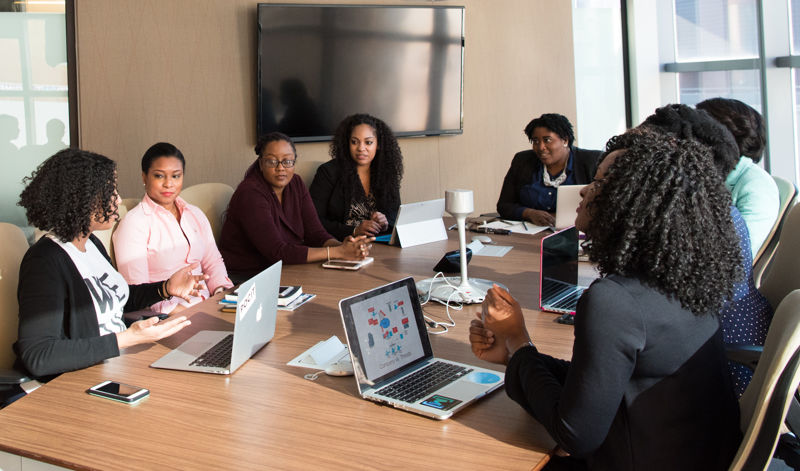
[421,394,462,411]
[239,283,256,320]
[466,372,502,384]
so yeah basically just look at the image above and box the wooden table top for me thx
[0,227,583,471]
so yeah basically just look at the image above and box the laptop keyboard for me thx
[190,334,234,368]
[377,361,473,403]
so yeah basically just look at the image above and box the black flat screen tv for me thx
[257,4,465,142]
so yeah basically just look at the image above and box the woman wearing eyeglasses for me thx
[113,142,233,313]
[309,113,403,240]
[219,132,372,283]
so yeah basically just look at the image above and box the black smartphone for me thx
[87,381,150,404]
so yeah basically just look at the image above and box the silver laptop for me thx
[338,277,504,420]
[150,261,281,374]
[555,184,586,230]
[539,226,586,315]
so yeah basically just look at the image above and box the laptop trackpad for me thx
[437,379,494,400]
[178,340,214,357]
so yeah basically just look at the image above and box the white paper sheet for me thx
[467,240,513,257]
[480,220,549,235]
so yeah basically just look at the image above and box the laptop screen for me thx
[540,226,579,302]
[339,278,433,388]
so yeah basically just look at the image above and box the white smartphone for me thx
[87,381,150,404]
[322,257,374,270]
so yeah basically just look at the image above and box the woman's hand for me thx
[483,285,532,356]
[335,235,374,260]
[115,315,191,350]
[371,211,389,231]
[165,263,210,302]
[522,208,555,227]
[354,219,381,236]
[469,317,510,365]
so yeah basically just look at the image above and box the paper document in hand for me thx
[481,220,547,235]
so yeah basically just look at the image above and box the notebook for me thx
[150,261,281,374]
[554,184,586,230]
[338,277,504,420]
[539,226,587,315]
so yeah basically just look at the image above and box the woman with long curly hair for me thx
[14,148,206,382]
[469,129,742,470]
[309,113,403,240]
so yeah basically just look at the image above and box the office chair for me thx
[121,197,141,213]
[753,176,797,288]
[758,202,800,311]
[0,223,32,403]
[729,290,800,471]
[180,182,234,242]
[93,203,128,268]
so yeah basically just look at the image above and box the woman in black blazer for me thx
[310,113,403,240]
[496,113,601,226]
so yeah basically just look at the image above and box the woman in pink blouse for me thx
[113,142,233,313]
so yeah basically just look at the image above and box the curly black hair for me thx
[142,142,185,173]
[641,104,740,178]
[328,113,403,212]
[696,98,766,163]
[523,113,575,147]
[585,129,742,315]
[18,148,118,242]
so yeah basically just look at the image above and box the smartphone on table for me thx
[322,257,374,270]
[87,381,150,404]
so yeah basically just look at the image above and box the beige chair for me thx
[758,203,800,311]
[753,176,798,288]
[121,197,141,213]
[729,290,800,470]
[0,223,32,393]
[180,183,234,242]
[93,203,128,268]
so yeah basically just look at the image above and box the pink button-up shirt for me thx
[113,194,233,313]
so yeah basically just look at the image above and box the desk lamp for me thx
[417,189,501,304]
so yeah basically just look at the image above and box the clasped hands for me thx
[354,211,389,236]
[469,285,532,366]
[116,263,208,349]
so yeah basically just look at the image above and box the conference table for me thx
[0,226,590,470]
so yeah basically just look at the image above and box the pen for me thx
[522,221,528,230]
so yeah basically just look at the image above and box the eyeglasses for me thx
[261,158,296,169]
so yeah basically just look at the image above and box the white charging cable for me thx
[419,272,465,335]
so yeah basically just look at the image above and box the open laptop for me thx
[539,226,587,315]
[339,277,504,420]
[387,198,447,248]
[150,261,281,374]
[554,184,586,230]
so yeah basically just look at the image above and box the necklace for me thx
[543,167,567,187]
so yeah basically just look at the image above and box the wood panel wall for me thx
[74,0,577,215]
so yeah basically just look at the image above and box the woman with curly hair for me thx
[220,132,372,283]
[113,142,233,314]
[15,148,206,382]
[309,113,403,239]
[470,130,742,470]
[496,113,601,226]
[696,98,779,258]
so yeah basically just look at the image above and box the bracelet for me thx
[326,246,331,262]
[158,280,171,300]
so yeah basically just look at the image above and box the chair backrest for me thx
[0,223,30,369]
[753,176,798,288]
[121,197,141,213]
[93,203,128,268]
[758,203,800,311]
[731,290,800,471]
[180,183,234,242]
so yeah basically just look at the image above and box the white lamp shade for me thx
[445,189,473,216]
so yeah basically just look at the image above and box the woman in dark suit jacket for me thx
[496,113,601,226]
[309,114,403,240]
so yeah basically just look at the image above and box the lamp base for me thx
[416,277,504,304]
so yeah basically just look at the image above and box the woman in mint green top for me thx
[697,98,779,259]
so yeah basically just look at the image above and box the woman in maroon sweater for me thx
[220,132,372,283]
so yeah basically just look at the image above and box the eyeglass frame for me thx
[259,156,297,169]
